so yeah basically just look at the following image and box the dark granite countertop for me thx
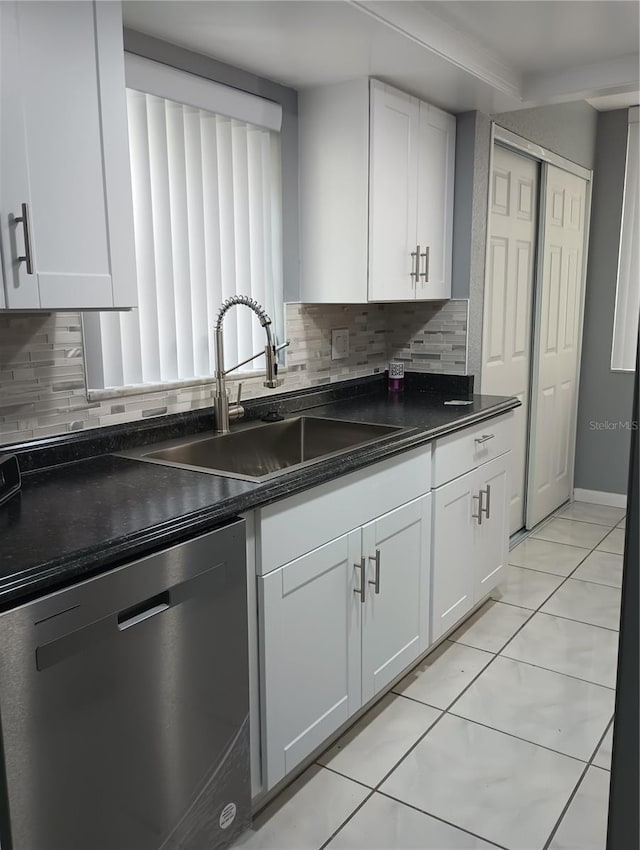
[0,380,518,609]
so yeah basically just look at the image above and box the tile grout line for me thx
[486,515,619,659]
[414,517,618,790]
[496,515,620,849]
[526,607,621,633]
[376,791,511,850]
[316,787,376,850]
[505,562,622,589]
[542,718,615,850]
[489,653,616,690]
[346,515,608,822]
[316,509,620,850]
[553,517,625,527]
[317,763,375,792]
[444,709,597,764]
[492,595,621,632]
[542,761,592,850]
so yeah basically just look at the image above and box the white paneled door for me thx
[527,165,588,528]
[482,146,538,534]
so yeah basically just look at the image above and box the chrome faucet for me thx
[213,295,289,433]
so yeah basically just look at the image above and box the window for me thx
[84,55,284,391]
[611,106,639,372]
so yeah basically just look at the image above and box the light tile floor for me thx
[235,503,623,850]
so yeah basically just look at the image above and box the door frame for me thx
[482,124,593,530]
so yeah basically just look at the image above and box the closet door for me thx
[481,145,538,534]
[527,165,589,527]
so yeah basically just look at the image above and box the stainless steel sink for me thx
[131,416,405,481]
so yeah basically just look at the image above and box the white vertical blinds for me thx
[611,106,639,372]
[85,86,283,390]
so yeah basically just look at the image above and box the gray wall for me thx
[493,100,599,170]
[574,109,634,495]
[123,29,300,302]
[451,111,491,384]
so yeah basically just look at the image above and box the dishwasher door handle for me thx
[117,593,170,631]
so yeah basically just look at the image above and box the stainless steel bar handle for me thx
[420,246,430,283]
[474,434,495,445]
[368,549,381,594]
[410,245,420,285]
[481,484,491,519]
[472,492,483,525]
[354,557,366,603]
[15,203,33,275]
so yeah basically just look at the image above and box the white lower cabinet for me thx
[259,494,431,790]
[361,497,430,702]
[431,451,511,643]
[252,426,512,796]
[473,454,509,600]
[259,531,362,790]
[431,472,476,641]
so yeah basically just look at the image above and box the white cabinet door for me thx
[361,495,430,702]
[0,1,136,310]
[297,79,454,305]
[0,1,36,309]
[473,452,510,600]
[259,532,362,790]
[431,471,475,642]
[417,102,455,300]
[368,80,419,303]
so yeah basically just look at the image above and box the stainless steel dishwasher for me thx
[0,519,250,850]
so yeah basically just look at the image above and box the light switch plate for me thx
[331,328,349,360]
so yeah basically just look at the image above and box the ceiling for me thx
[122,1,640,114]
[423,1,639,76]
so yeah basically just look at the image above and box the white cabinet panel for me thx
[0,1,136,310]
[473,453,510,599]
[432,448,512,643]
[257,444,431,574]
[297,80,369,304]
[0,3,36,309]
[258,487,432,791]
[431,472,475,642]
[361,495,431,702]
[417,103,456,300]
[259,532,362,789]
[368,81,419,302]
[297,79,455,304]
[432,411,514,488]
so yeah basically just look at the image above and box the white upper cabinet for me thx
[0,1,137,310]
[368,83,420,302]
[417,101,456,300]
[298,78,455,304]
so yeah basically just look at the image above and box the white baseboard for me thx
[573,488,627,509]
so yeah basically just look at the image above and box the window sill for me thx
[86,368,288,403]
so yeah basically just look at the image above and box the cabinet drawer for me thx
[257,445,431,574]
[432,412,513,488]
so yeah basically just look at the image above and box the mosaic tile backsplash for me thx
[0,300,467,445]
